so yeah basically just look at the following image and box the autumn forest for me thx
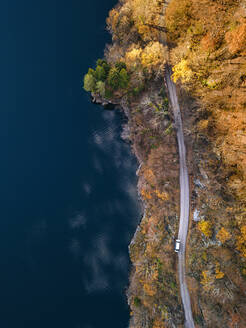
[84,0,246,327]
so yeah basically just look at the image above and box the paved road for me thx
[165,66,195,328]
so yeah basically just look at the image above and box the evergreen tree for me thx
[96,81,106,97]
[107,67,120,90]
[83,73,96,92]
[119,68,129,88]
[102,62,111,75]
[96,59,111,75]
[115,61,127,71]
[95,65,107,81]
[88,68,96,78]
[96,58,107,67]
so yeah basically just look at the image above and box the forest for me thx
[84,0,246,327]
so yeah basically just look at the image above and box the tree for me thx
[201,270,214,291]
[96,81,106,97]
[102,62,111,75]
[106,8,119,34]
[133,296,141,307]
[106,3,133,41]
[83,73,96,92]
[88,68,96,77]
[165,0,193,41]
[119,68,129,88]
[141,41,167,75]
[225,21,246,54]
[96,58,106,66]
[215,262,225,279]
[125,46,142,70]
[153,319,166,328]
[172,59,193,83]
[198,220,212,238]
[107,67,121,89]
[97,59,111,75]
[217,227,231,243]
[129,0,162,41]
[115,61,127,71]
[95,65,106,81]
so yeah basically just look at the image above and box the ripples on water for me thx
[0,0,139,326]
[68,108,141,324]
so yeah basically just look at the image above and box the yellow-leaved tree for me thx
[106,2,133,41]
[172,59,193,83]
[198,220,212,238]
[125,45,142,70]
[217,227,231,243]
[129,0,163,41]
[141,42,167,75]
[125,42,167,76]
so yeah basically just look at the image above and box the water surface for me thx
[0,1,140,327]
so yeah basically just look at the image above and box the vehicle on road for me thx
[175,239,181,252]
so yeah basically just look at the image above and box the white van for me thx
[175,239,181,252]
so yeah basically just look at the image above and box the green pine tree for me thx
[119,68,129,89]
[115,61,127,71]
[95,65,107,81]
[83,73,96,92]
[96,81,106,97]
[107,67,120,90]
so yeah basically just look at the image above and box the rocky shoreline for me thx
[92,82,186,327]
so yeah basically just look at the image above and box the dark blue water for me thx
[0,1,140,327]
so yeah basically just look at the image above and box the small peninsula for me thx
[83,0,246,327]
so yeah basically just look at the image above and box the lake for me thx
[0,0,140,327]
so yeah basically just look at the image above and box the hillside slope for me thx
[83,0,246,327]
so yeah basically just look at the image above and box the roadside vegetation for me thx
[166,0,246,204]
[166,0,246,326]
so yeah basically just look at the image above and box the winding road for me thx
[158,3,195,325]
[165,66,195,328]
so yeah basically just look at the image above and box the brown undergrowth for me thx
[177,85,246,327]
[84,0,246,326]
[126,86,183,327]
[165,0,246,325]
